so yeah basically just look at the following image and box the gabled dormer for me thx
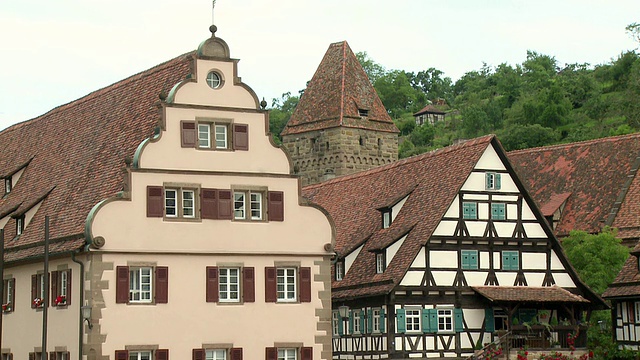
[2,158,32,198]
[378,193,410,229]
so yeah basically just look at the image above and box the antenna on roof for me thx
[210,0,218,35]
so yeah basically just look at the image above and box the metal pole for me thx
[42,217,49,357]
[0,229,4,352]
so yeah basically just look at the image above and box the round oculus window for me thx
[206,71,222,89]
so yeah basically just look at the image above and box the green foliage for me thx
[268,92,299,145]
[356,52,386,84]
[561,228,629,295]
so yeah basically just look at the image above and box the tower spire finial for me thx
[209,0,218,35]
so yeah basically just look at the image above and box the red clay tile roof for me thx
[413,104,445,116]
[602,251,640,299]
[0,53,193,263]
[303,135,495,300]
[281,41,398,136]
[508,134,640,239]
[473,286,589,303]
[539,192,571,217]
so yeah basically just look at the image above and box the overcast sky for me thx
[0,0,637,131]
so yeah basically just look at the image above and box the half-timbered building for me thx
[303,135,606,359]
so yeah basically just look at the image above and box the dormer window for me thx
[4,178,11,194]
[358,109,369,117]
[16,215,25,236]
[376,253,386,274]
[336,261,344,281]
[382,209,392,229]
[485,172,502,190]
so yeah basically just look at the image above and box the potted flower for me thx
[33,297,43,308]
[54,295,66,306]
[1,303,11,312]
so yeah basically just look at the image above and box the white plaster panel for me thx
[496,272,517,285]
[495,222,516,238]
[392,196,408,222]
[465,194,489,201]
[522,253,547,270]
[475,145,506,170]
[523,223,547,238]
[461,172,486,191]
[521,202,538,220]
[478,203,489,219]
[443,196,459,218]
[617,328,624,341]
[411,247,426,268]
[24,200,43,232]
[345,244,364,274]
[553,273,577,287]
[11,167,25,187]
[550,252,564,270]
[433,221,457,236]
[467,222,488,237]
[432,271,457,286]
[494,253,502,269]
[387,235,407,267]
[425,337,435,350]
[465,272,489,286]
[464,309,485,328]
[525,272,546,286]
[0,216,8,229]
[507,204,518,220]
[430,251,458,268]
[493,195,518,202]
[480,252,490,269]
[400,271,424,286]
[461,335,473,349]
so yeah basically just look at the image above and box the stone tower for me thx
[281,41,399,186]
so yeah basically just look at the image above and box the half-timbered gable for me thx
[304,135,605,359]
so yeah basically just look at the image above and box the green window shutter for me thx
[461,252,470,269]
[492,203,505,220]
[502,252,510,270]
[367,309,373,333]
[338,314,344,336]
[454,308,464,332]
[396,308,406,333]
[470,203,477,219]
[462,202,477,219]
[379,308,386,333]
[461,250,478,269]
[360,310,366,334]
[421,308,430,333]
[428,309,438,333]
[485,173,492,189]
[470,252,478,269]
[485,308,495,332]
[495,174,501,189]
[348,310,354,334]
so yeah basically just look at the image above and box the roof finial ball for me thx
[209,24,217,36]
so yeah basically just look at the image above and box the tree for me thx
[496,124,558,151]
[561,228,629,295]
[374,70,426,119]
[626,22,640,45]
[269,92,299,144]
[408,68,453,103]
[356,52,386,84]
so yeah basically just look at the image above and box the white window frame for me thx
[219,267,240,303]
[206,71,222,89]
[373,308,381,333]
[215,124,228,149]
[335,261,344,281]
[276,267,297,302]
[61,270,68,297]
[38,273,45,299]
[182,189,195,218]
[635,302,640,323]
[129,267,153,303]
[382,210,392,229]
[277,348,297,360]
[16,216,24,235]
[234,190,264,221]
[234,191,246,219]
[438,308,454,333]
[250,192,262,220]
[55,352,67,360]
[376,253,385,274]
[198,123,211,148]
[332,311,340,336]
[165,189,177,217]
[129,351,152,360]
[5,279,12,305]
[205,349,226,360]
[4,178,11,194]
[486,172,499,190]
[353,309,362,334]
[406,307,421,333]
[165,186,198,219]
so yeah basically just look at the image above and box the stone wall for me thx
[283,127,398,186]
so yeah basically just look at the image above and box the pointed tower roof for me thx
[281,41,399,136]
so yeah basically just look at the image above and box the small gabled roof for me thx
[281,41,398,136]
[473,286,590,303]
[303,135,495,300]
[0,52,192,262]
[508,133,640,239]
[603,242,640,299]
[413,104,446,116]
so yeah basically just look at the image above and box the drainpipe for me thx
[71,250,85,360]
[0,229,4,353]
[42,217,50,359]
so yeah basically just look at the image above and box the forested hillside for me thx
[269,24,640,158]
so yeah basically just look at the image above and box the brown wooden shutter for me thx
[115,266,130,304]
[147,186,164,218]
[50,352,57,360]
[31,274,37,308]
[243,267,255,303]
[206,266,219,303]
[155,349,169,360]
[265,267,277,302]
[300,267,312,303]
[301,347,313,360]
[10,279,15,310]
[265,347,277,360]
[51,271,58,305]
[66,269,72,306]
[115,350,129,360]
[230,348,243,360]
[218,190,233,220]
[192,349,205,360]
[29,353,35,360]
[181,121,197,148]
[201,188,218,219]
[268,191,284,222]
[155,266,169,304]
[233,123,249,151]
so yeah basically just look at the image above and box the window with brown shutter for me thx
[265,347,277,360]
[206,266,219,303]
[230,348,243,360]
[115,266,130,304]
[3,278,15,312]
[181,121,197,148]
[51,270,72,306]
[155,349,169,360]
[155,267,169,304]
[147,186,164,217]
[115,350,128,360]
[301,347,313,360]
[265,267,277,303]
[267,191,284,222]
[299,267,312,303]
[218,190,233,220]
[201,188,218,219]
[31,273,46,308]
[243,267,255,303]
[233,124,249,151]
[51,271,58,306]
[192,349,204,360]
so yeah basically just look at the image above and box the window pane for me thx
[219,268,240,302]
[250,192,262,220]
[277,268,297,301]
[198,124,211,148]
[206,350,226,360]
[183,190,195,218]
[165,189,177,217]
[234,192,245,219]
[215,125,227,149]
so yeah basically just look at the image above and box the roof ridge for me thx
[339,41,347,127]
[508,132,640,155]
[0,51,194,135]
[304,135,494,190]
